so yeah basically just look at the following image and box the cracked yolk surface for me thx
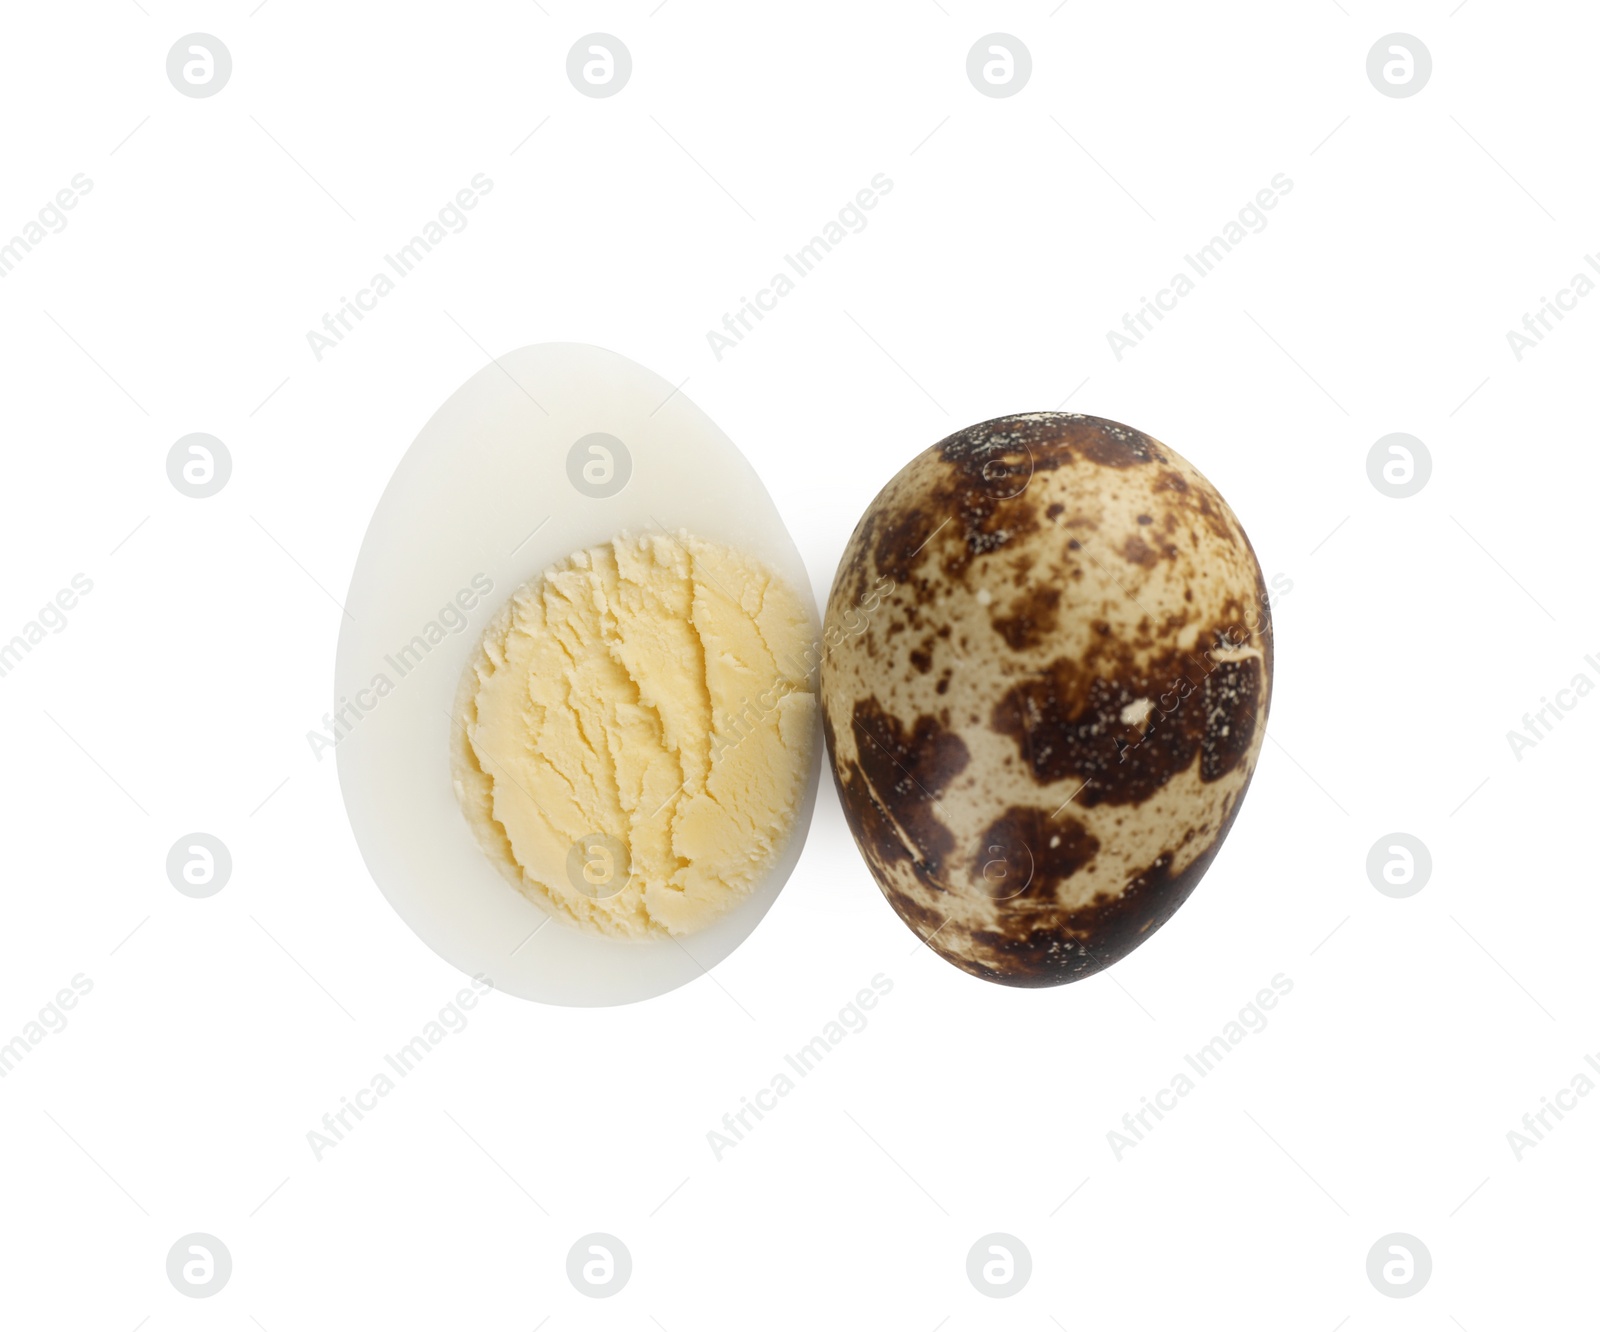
[452,530,817,938]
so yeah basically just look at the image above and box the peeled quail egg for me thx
[336,344,820,1006]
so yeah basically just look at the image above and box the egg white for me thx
[335,343,820,1006]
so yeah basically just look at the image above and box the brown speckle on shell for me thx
[820,413,1272,987]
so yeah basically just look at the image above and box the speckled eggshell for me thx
[820,413,1273,988]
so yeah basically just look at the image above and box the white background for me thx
[1,1,1595,1327]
